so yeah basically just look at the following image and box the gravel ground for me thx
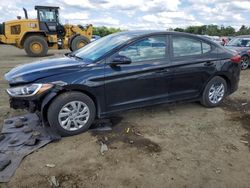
[0,45,250,188]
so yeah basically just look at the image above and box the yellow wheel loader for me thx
[0,6,93,57]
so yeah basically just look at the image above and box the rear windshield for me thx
[227,38,250,47]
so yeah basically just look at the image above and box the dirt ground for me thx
[0,45,250,188]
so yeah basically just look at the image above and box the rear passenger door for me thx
[168,35,219,101]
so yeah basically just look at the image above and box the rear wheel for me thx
[24,35,48,57]
[47,92,96,136]
[201,76,227,107]
[70,36,90,51]
[241,55,249,70]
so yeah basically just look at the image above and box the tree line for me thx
[93,25,250,37]
[93,26,122,37]
[174,25,250,36]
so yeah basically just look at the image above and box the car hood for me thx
[5,56,88,85]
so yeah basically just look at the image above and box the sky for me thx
[0,0,249,31]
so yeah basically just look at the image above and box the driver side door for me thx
[104,35,173,113]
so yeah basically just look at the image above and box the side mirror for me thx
[110,55,132,66]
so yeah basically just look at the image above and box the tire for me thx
[24,35,48,57]
[47,92,96,136]
[201,76,227,107]
[70,35,90,51]
[241,55,249,70]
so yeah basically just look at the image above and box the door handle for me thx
[204,61,214,66]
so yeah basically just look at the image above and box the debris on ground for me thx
[0,114,61,182]
[32,131,41,137]
[215,168,222,174]
[90,119,112,132]
[240,140,249,144]
[48,176,59,187]
[0,160,11,171]
[9,139,19,145]
[14,120,24,128]
[24,138,39,146]
[0,134,5,142]
[104,136,108,141]
[100,142,108,155]
[23,127,33,133]
[176,156,181,161]
[132,128,143,136]
[45,164,56,168]
[126,127,130,133]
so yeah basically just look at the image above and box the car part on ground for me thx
[0,114,61,182]
[0,113,113,182]
[0,6,92,57]
[5,31,241,136]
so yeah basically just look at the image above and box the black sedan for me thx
[5,31,241,136]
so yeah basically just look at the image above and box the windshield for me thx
[39,9,58,22]
[227,38,250,47]
[71,33,133,62]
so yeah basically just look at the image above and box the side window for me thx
[172,36,212,57]
[202,42,211,53]
[118,36,166,62]
[172,36,202,57]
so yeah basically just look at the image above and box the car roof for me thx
[235,35,250,39]
[113,30,220,46]
[115,30,197,37]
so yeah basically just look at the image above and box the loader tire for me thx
[24,35,48,57]
[70,36,90,51]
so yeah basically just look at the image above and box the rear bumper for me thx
[229,78,239,95]
[228,64,241,95]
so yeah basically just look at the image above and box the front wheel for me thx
[47,92,96,136]
[241,55,249,70]
[201,76,227,107]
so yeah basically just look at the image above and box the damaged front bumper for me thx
[9,98,41,112]
[6,83,56,113]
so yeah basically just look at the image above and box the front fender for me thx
[41,91,58,125]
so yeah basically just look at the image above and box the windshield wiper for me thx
[66,53,83,60]
[73,55,84,60]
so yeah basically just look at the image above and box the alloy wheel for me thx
[241,56,249,70]
[208,83,225,104]
[58,101,90,131]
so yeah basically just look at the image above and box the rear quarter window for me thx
[172,36,212,57]
[202,42,211,53]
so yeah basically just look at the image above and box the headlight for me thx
[6,83,53,97]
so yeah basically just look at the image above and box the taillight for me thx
[247,50,250,55]
[231,55,241,64]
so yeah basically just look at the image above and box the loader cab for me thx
[35,6,64,35]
